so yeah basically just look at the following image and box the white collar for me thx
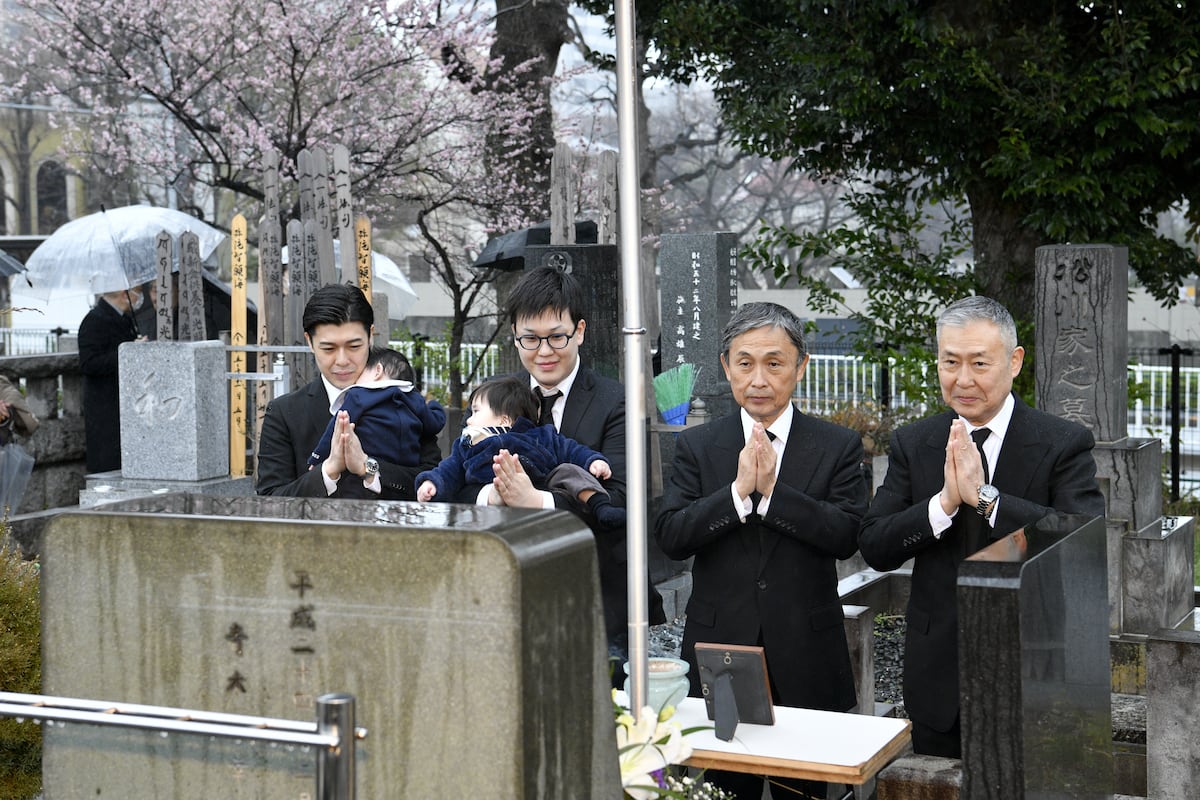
[963,393,1015,440]
[739,401,794,446]
[529,356,582,400]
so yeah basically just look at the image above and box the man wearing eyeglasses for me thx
[482,267,664,677]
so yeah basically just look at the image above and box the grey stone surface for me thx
[1093,437,1162,533]
[843,604,875,716]
[657,233,738,418]
[1094,434,1162,632]
[40,496,619,799]
[958,513,1112,798]
[524,244,621,381]
[78,472,253,508]
[1146,628,1200,799]
[876,754,961,800]
[1122,515,1195,634]
[1034,244,1129,442]
[118,340,229,481]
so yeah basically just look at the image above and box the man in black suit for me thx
[256,283,441,499]
[656,302,866,800]
[483,267,664,675]
[859,295,1105,758]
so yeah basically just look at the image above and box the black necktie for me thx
[538,389,562,427]
[965,427,992,556]
[749,430,777,513]
[971,427,991,483]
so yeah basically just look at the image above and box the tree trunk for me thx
[967,184,1046,328]
[489,0,571,219]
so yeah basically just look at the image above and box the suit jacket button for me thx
[757,580,767,590]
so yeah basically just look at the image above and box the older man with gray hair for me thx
[656,301,867,800]
[859,295,1105,758]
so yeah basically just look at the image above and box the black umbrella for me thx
[472,220,598,271]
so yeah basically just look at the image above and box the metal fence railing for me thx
[0,328,64,354]
[0,691,365,800]
[390,340,500,399]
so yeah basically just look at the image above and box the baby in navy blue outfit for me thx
[308,347,445,470]
[416,376,623,527]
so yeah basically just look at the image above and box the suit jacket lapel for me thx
[559,368,592,436]
[757,410,824,570]
[991,397,1042,498]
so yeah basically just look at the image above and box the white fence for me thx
[0,328,63,355]
[389,340,501,399]
[796,355,1200,457]
[16,327,1200,456]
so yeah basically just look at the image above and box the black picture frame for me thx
[695,642,775,737]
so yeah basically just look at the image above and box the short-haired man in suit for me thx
[483,267,664,677]
[656,301,867,800]
[256,283,442,499]
[859,295,1105,758]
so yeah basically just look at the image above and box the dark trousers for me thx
[910,715,962,759]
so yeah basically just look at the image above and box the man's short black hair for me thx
[468,376,539,423]
[504,267,586,329]
[302,283,374,338]
[366,347,414,382]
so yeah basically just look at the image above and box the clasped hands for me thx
[483,449,611,507]
[322,410,370,480]
[939,419,986,516]
[733,422,776,503]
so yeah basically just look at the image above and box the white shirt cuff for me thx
[475,485,492,506]
[731,484,753,522]
[928,494,955,539]
[321,464,339,496]
[362,473,381,494]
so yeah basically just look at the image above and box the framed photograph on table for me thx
[695,642,774,739]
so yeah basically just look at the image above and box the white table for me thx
[669,697,911,785]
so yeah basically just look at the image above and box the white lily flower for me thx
[615,705,695,799]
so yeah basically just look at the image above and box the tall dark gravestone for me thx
[958,514,1112,799]
[523,244,620,381]
[657,233,738,418]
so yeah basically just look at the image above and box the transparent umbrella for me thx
[24,205,226,297]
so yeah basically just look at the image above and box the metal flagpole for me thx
[614,0,649,719]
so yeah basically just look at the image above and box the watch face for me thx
[365,458,379,475]
[979,484,999,502]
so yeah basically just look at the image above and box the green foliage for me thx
[0,540,41,799]
[747,176,974,408]
[627,1,1200,313]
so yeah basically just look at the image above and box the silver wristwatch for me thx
[976,484,999,517]
[363,457,380,478]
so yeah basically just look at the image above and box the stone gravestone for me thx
[40,496,619,799]
[958,513,1112,798]
[1145,620,1200,799]
[1033,244,1190,638]
[118,340,229,481]
[657,233,738,419]
[80,341,250,507]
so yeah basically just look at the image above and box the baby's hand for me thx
[590,460,612,480]
[417,481,436,502]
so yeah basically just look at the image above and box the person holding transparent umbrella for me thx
[78,284,151,473]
